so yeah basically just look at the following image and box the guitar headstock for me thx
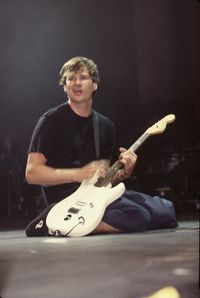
[146,114,176,136]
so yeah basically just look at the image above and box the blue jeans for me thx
[102,190,178,232]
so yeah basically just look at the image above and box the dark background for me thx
[0,0,199,221]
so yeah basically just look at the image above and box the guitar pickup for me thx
[68,207,81,214]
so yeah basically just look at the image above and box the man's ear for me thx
[93,83,98,91]
[63,84,67,93]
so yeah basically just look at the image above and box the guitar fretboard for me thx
[95,131,150,187]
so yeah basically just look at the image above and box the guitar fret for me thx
[129,132,149,152]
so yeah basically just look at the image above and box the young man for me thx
[25,57,178,236]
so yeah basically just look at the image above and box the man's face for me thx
[63,67,97,104]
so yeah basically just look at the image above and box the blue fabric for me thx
[102,190,178,232]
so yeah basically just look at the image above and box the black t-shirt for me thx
[28,102,115,202]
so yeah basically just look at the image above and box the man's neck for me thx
[68,99,93,117]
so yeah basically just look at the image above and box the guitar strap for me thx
[92,110,100,160]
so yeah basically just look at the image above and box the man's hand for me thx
[116,147,137,180]
[77,160,109,183]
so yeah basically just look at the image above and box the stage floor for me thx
[0,220,199,298]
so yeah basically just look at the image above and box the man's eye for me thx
[66,75,90,81]
[67,77,74,81]
[80,76,88,80]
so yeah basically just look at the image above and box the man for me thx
[25,56,178,236]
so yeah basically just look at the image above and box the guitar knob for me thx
[64,214,72,221]
[78,216,85,224]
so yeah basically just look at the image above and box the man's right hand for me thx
[77,160,109,183]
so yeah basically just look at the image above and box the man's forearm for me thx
[25,164,79,186]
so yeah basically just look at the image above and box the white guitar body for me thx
[46,114,175,238]
[46,180,125,237]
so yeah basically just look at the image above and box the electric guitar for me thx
[46,114,175,237]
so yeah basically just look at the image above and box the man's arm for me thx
[25,152,107,186]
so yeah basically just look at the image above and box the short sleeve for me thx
[28,115,56,160]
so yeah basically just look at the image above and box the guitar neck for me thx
[95,114,176,187]
[129,130,150,152]
[95,131,150,187]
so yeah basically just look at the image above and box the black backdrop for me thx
[0,0,199,218]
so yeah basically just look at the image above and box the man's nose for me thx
[74,77,82,84]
